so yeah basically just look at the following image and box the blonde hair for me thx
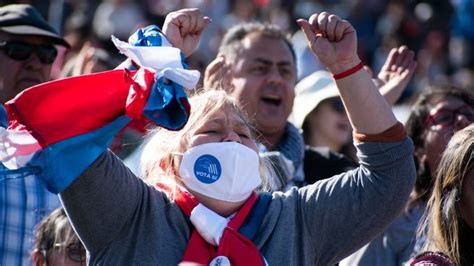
[417,125,474,265]
[140,89,271,199]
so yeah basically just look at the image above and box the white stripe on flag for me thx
[0,128,40,169]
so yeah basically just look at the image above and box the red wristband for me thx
[332,62,364,80]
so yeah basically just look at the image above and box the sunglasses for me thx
[0,41,57,64]
[424,105,474,129]
[53,242,86,262]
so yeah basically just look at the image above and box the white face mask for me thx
[178,142,262,202]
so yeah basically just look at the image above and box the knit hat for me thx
[289,70,340,129]
[0,4,69,47]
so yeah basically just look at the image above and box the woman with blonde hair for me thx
[1,9,416,265]
[412,124,474,266]
[139,89,272,198]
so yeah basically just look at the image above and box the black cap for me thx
[0,4,70,47]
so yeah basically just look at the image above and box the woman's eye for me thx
[238,132,250,138]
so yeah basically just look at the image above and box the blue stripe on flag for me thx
[130,25,163,47]
[30,116,131,194]
[143,76,188,130]
[0,104,7,128]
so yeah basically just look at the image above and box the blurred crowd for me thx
[3,0,473,100]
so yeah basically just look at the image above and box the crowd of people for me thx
[3,0,472,98]
[0,1,473,266]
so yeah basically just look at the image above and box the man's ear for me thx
[221,57,235,94]
[32,250,45,266]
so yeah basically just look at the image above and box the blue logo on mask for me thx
[193,154,221,184]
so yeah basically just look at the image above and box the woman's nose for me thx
[223,130,242,143]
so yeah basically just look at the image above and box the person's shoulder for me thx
[409,251,454,266]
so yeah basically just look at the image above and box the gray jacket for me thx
[60,138,416,265]
[339,204,425,266]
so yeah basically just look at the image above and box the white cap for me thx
[289,70,340,129]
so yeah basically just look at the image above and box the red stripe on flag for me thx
[5,69,153,147]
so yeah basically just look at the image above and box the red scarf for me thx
[156,184,264,265]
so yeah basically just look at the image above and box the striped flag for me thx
[0,24,198,193]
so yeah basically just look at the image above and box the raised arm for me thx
[289,12,416,264]
[298,12,397,134]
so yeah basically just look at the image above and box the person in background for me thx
[405,86,473,232]
[340,85,473,265]
[31,208,86,266]
[289,70,357,182]
[291,46,416,182]
[204,21,305,190]
[0,4,69,265]
[410,124,474,266]
[291,70,353,158]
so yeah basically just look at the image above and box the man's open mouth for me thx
[261,95,282,106]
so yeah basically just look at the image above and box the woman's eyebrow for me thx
[206,117,226,125]
[234,120,251,132]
